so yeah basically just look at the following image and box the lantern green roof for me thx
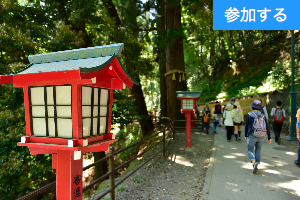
[176,91,201,98]
[28,43,124,64]
[8,43,139,85]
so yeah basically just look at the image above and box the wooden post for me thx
[109,146,115,200]
[56,150,83,200]
[173,119,176,140]
[185,113,191,148]
[163,125,166,158]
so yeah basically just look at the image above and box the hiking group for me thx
[200,102,222,134]
[201,98,291,174]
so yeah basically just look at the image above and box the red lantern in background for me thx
[176,91,201,149]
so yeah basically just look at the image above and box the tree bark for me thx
[92,151,108,181]
[165,0,187,120]
[156,0,167,118]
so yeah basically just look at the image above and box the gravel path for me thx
[91,127,215,200]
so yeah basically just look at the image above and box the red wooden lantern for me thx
[176,91,201,149]
[0,43,137,200]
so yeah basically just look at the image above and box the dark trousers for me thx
[273,121,283,142]
[205,122,210,130]
[226,126,234,140]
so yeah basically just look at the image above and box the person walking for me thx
[212,110,219,134]
[270,101,286,145]
[203,108,211,134]
[232,102,244,141]
[294,108,300,167]
[196,104,200,119]
[245,100,271,174]
[226,97,236,106]
[205,103,210,113]
[223,103,234,142]
[259,100,269,123]
[215,101,222,127]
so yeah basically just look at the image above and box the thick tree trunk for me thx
[165,0,187,120]
[92,151,108,181]
[156,0,167,118]
[131,81,154,134]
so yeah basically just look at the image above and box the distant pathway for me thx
[202,125,300,200]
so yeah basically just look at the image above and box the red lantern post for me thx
[176,91,201,149]
[0,43,138,200]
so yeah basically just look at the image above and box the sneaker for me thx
[253,163,258,174]
[278,138,281,145]
[214,131,216,134]
[227,140,230,142]
[206,130,209,134]
[239,137,241,140]
[219,125,221,127]
[294,160,300,167]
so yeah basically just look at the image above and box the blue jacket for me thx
[245,110,271,140]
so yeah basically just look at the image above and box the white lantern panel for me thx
[48,118,55,137]
[93,118,98,135]
[56,86,71,105]
[93,107,99,117]
[57,119,72,138]
[32,118,46,136]
[82,118,91,137]
[82,86,92,105]
[32,106,45,117]
[31,87,44,105]
[100,89,109,105]
[183,99,193,109]
[82,106,91,118]
[47,106,55,117]
[100,107,107,116]
[188,99,193,109]
[99,117,106,133]
[57,106,72,118]
[93,88,99,105]
[46,87,54,105]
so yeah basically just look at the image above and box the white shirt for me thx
[223,110,233,126]
[262,107,269,120]
[270,107,286,121]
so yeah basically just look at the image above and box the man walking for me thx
[227,97,236,106]
[245,100,271,174]
[270,101,286,145]
[215,101,222,127]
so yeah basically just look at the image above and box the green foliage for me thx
[112,90,138,129]
[117,129,142,162]
[269,60,292,90]
[118,186,125,191]
[133,177,141,183]
[0,85,55,199]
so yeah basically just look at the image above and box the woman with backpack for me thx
[245,100,271,174]
[211,110,219,134]
[203,108,211,134]
[223,103,234,142]
[231,102,244,141]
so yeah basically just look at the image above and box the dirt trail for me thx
[91,128,215,200]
